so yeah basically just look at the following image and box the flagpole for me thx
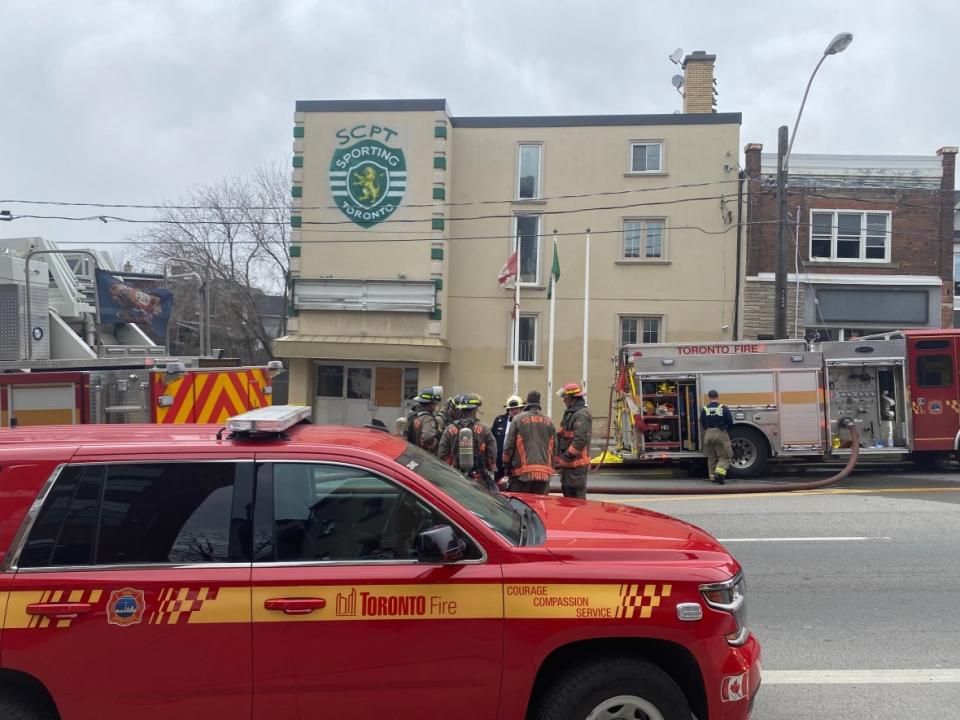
[581,228,591,395]
[512,269,520,395]
[546,230,558,417]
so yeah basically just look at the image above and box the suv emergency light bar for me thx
[226,405,311,435]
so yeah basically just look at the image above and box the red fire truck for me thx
[608,330,960,477]
[0,358,282,427]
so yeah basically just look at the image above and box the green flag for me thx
[547,239,560,299]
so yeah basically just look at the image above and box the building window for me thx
[619,316,661,346]
[316,364,344,397]
[510,313,539,364]
[953,244,960,298]
[402,367,419,401]
[810,210,891,262]
[622,219,666,260]
[515,215,540,285]
[517,144,541,199]
[630,142,662,173]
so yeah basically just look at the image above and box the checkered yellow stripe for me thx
[616,583,673,620]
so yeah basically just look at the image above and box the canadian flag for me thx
[721,673,748,703]
[498,251,518,290]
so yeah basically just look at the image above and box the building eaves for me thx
[296,99,450,114]
[293,99,741,128]
[451,112,741,128]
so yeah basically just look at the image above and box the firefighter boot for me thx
[712,467,726,485]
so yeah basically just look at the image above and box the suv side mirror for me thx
[417,524,467,563]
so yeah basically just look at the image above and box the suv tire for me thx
[534,656,690,720]
[0,688,55,720]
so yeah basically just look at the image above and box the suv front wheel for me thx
[0,688,55,720]
[534,656,690,720]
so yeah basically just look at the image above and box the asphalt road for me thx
[590,466,960,720]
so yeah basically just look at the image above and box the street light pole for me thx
[774,126,790,339]
[773,32,853,339]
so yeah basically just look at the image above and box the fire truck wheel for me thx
[728,426,769,478]
[534,656,690,720]
[0,688,55,720]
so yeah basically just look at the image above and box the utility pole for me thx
[774,125,789,339]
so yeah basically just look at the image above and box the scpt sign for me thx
[330,124,406,228]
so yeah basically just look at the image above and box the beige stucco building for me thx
[276,52,742,430]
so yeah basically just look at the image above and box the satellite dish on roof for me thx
[671,74,684,89]
[669,48,684,65]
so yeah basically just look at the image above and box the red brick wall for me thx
[743,145,957,327]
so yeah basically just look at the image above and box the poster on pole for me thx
[95,268,174,339]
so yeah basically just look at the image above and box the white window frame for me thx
[628,141,664,174]
[508,312,540,365]
[618,315,662,346]
[513,214,541,286]
[809,209,892,263]
[516,143,543,200]
[621,218,667,261]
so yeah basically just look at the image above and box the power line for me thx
[0,177,741,213]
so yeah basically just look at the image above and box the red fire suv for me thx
[0,406,759,720]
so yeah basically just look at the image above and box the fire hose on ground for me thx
[586,380,861,495]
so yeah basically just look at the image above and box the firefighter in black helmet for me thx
[406,386,443,454]
[438,393,498,491]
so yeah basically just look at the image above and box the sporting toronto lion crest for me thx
[330,125,407,228]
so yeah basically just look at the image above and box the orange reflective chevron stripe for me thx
[153,368,274,424]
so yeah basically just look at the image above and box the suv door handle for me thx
[26,602,93,620]
[263,597,327,615]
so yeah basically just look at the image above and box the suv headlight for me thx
[700,572,749,646]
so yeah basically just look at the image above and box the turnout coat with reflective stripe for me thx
[557,400,592,468]
[502,407,556,481]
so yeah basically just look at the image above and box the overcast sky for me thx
[1,0,956,252]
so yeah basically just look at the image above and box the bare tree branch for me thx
[131,164,290,362]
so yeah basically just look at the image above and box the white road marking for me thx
[763,669,960,684]
[718,536,891,543]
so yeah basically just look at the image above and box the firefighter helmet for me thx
[504,394,523,409]
[416,386,442,404]
[657,382,675,395]
[454,393,483,411]
[558,382,585,398]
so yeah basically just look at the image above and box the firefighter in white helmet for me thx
[492,394,523,482]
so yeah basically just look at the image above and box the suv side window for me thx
[265,463,463,562]
[18,462,243,568]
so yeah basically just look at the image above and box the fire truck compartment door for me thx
[7,383,78,426]
[777,371,823,451]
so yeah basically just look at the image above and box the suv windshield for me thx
[396,445,522,545]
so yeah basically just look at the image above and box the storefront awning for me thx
[273,334,451,364]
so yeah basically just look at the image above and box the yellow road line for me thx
[608,486,960,503]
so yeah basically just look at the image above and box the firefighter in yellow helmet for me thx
[556,382,592,498]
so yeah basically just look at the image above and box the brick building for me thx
[742,145,957,340]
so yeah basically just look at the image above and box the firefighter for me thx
[492,394,523,481]
[502,390,556,495]
[438,393,498,491]
[700,389,734,484]
[407,387,443,454]
[556,382,592,499]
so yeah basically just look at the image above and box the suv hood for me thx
[517,495,735,567]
